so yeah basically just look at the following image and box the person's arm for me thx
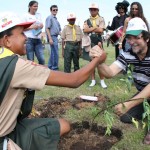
[83,22,97,33]
[46,28,53,45]
[38,13,44,29]
[62,39,65,57]
[118,18,129,49]
[98,62,122,78]
[94,27,104,34]
[115,84,150,116]
[38,23,43,29]
[45,17,53,45]
[107,17,115,31]
[46,45,106,87]
[94,17,105,34]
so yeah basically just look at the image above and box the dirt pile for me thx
[30,95,122,150]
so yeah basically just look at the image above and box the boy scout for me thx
[83,3,107,88]
[61,13,83,73]
[0,12,106,150]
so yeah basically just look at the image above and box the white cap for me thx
[0,11,34,33]
[67,13,76,20]
[89,3,99,9]
[126,17,148,36]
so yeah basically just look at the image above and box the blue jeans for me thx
[26,38,45,65]
[48,36,59,70]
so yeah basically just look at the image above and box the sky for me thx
[0,0,149,31]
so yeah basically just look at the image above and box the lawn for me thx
[34,43,150,150]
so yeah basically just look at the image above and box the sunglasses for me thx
[119,7,124,9]
[132,8,138,10]
[52,9,58,12]
[89,8,98,11]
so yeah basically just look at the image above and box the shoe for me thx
[89,80,96,87]
[100,80,107,89]
[143,131,150,145]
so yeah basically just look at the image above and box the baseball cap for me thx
[0,12,34,33]
[126,17,148,36]
[89,3,99,9]
[67,13,76,20]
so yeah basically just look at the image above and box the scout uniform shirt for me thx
[83,15,106,32]
[0,51,50,137]
[61,24,83,42]
[83,15,105,45]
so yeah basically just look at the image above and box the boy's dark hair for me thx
[0,26,16,39]
[28,1,38,12]
[50,5,58,11]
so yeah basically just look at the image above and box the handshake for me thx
[89,44,106,64]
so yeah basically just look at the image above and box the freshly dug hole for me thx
[58,121,122,150]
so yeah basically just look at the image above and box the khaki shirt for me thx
[83,16,106,30]
[61,25,83,42]
[0,57,50,136]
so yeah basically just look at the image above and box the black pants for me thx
[115,40,126,59]
[64,42,80,73]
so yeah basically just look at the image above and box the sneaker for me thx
[143,131,150,145]
[89,80,96,87]
[100,80,107,89]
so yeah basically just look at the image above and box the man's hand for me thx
[89,45,106,64]
[114,101,133,116]
[49,38,53,45]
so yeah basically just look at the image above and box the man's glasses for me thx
[126,35,143,42]
[89,8,98,11]
[52,9,58,12]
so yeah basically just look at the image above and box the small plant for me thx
[120,64,134,91]
[142,99,150,132]
[104,110,114,135]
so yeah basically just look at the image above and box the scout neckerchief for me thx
[0,47,14,58]
[90,15,99,27]
[0,47,18,105]
[68,24,76,41]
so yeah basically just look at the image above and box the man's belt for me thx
[66,41,80,45]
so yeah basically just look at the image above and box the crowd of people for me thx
[0,0,150,149]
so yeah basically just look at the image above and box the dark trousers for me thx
[64,42,80,73]
[115,40,126,59]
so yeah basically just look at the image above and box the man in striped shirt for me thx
[97,17,150,144]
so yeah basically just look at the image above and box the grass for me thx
[34,43,150,150]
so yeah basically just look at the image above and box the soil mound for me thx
[30,95,122,149]
[30,94,109,118]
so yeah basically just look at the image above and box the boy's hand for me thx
[89,45,106,64]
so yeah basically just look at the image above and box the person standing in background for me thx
[83,2,107,88]
[24,0,45,65]
[45,5,61,70]
[61,13,83,73]
[107,0,129,59]
[119,2,150,51]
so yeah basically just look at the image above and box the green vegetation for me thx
[34,43,150,150]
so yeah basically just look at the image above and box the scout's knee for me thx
[58,118,71,136]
